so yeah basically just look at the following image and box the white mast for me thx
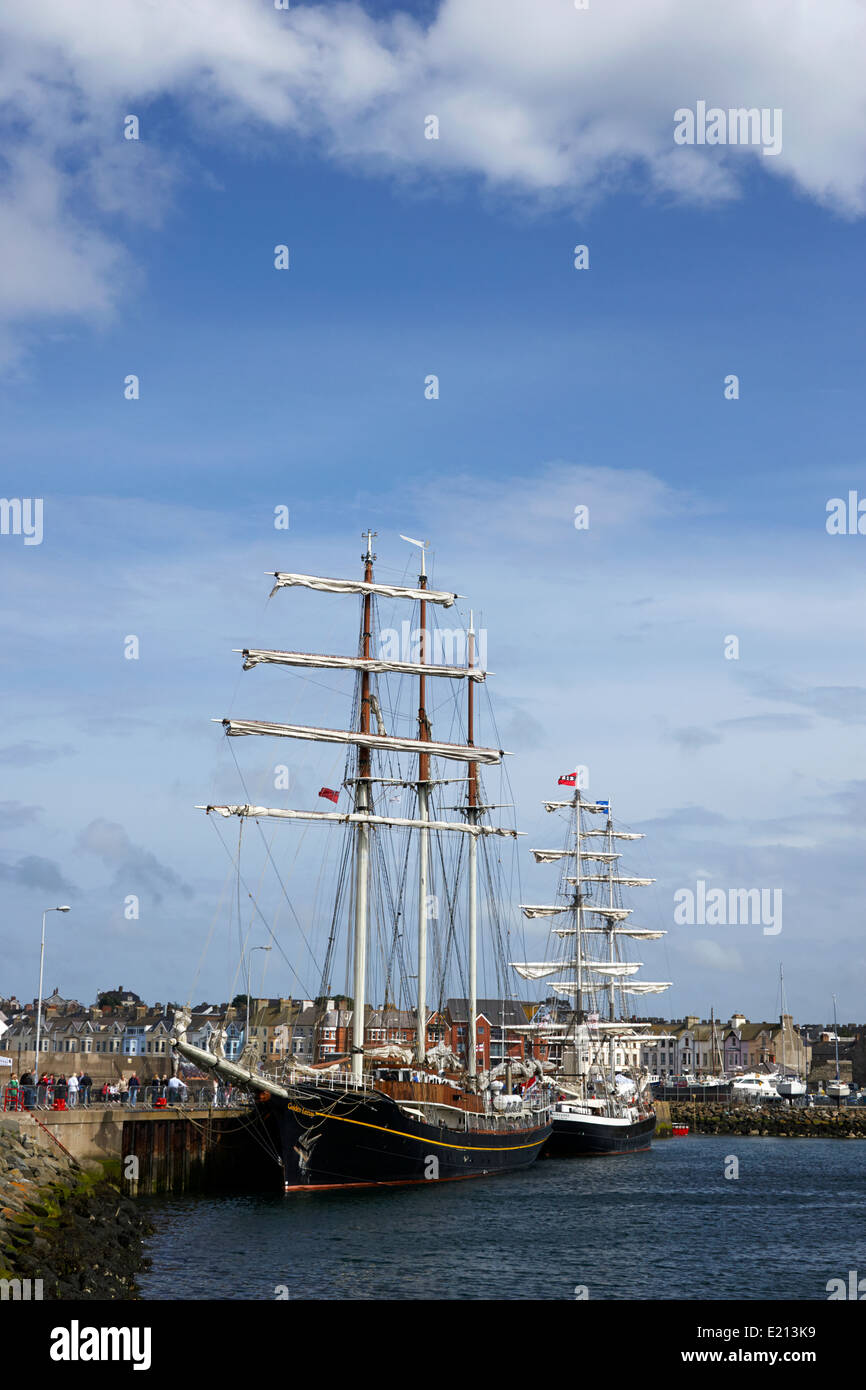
[574,795,583,1077]
[780,964,786,1079]
[467,611,478,1084]
[401,534,431,1064]
[606,805,617,1029]
[351,531,376,1083]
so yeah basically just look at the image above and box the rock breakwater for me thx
[668,1101,866,1138]
[0,1118,153,1299]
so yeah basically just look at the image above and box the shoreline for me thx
[0,1118,153,1299]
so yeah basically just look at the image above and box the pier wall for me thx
[2,1106,281,1193]
[122,1111,280,1194]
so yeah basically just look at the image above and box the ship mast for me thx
[573,795,583,1078]
[193,541,520,1094]
[351,530,376,1083]
[779,965,786,1079]
[606,805,617,1091]
[466,610,478,1084]
[606,806,616,1026]
[401,535,431,1065]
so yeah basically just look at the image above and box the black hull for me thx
[544,1111,656,1157]
[266,1085,551,1189]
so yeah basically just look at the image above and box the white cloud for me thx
[1,0,865,355]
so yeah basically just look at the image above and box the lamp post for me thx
[244,945,272,1059]
[35,906,71,1073]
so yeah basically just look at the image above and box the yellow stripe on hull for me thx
[285,1100,547,1153]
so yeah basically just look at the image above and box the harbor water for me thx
[137,1136,866,1300]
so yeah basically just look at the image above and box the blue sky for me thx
[1,0,865,1027]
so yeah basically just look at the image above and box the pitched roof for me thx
[446,998,529,1028]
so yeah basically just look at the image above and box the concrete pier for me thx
[2,1104,281,1194]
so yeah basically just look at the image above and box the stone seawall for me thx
[0,1118,152,1299]
[669,1101,866,1138]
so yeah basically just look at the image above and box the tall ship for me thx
[511,788,669,1155]
[173,532,551,1188]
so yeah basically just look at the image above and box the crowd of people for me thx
[3,1070,234,1109]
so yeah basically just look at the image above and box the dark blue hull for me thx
[266,1085,551,1189]
[544,1111,656,1157]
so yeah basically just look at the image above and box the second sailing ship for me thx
[513,789,669,1155]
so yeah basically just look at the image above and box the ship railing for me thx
[282,1067,378,1096]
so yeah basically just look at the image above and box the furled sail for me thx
[220,718,504,765]
[582,830,644,840]
[579,904,633,921]
[199,805,519,837]
[239,648,486,681]
[268,571,460,606]
[520,904,571,919]
[587,963,643,977]
[543,800,609,813]
[570,875,655,886]
[553,927,666,939]
[510,962,563,980]
[618,982,672,995]
[530,849,574,864]
[578,851,620,862]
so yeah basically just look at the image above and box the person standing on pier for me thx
[67,1072,79,1108]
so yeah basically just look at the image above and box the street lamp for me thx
[35,906,71,1072]
[244,945,272,1055]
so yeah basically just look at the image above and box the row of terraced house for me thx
[0,991,541,1080]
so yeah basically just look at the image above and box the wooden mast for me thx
[351,530,375,1082]
[467,610,478,1083]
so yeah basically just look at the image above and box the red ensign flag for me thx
[318,787,340,803]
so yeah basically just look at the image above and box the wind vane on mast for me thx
[399,533,429,578]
